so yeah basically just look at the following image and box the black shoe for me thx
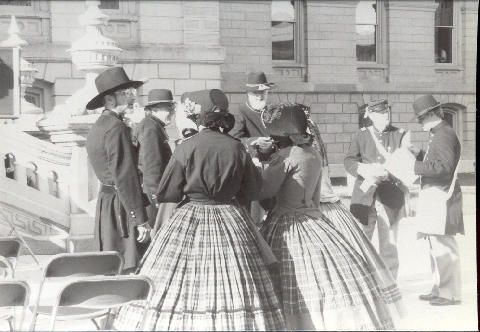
[429,297,461,306]
[419,293,438,301]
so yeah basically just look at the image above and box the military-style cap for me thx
[364,99,389,118]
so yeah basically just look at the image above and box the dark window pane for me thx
[99,0,119,10]
[272,21,295,60]
[443,112,454,128]
[356,24,376,61]
[0,0,31,5]
[435,27,452,63]
[272,0,295,22]
[435,0,453,26]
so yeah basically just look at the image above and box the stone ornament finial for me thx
[0,15,27,48]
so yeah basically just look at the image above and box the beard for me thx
[249,99,267,110]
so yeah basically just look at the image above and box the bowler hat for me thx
[364,99,389,118]
[86,66,144,110]
[246,71,275,92]
[261,103,308,137]
[145,89,175,108]
[411,95,443,120]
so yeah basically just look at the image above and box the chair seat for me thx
[31,306,109,320]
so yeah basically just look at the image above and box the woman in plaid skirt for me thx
[113,89,285,331]
[305,106,406,319]
[256,103,395,330]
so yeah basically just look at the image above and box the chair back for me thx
[0,280,30,331]
[0,238,21,259]
[50,276,154,331]
[0,238,22,278]
[44,251,124,278]
[30,251,124,331]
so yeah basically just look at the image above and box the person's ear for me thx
[104,94,116,108]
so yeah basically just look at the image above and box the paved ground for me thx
[1,186,477,331]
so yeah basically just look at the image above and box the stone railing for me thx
[0,125,95,252]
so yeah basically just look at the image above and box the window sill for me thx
[357,63,388,70]
[434,64,463,72]
[272,62,306,69]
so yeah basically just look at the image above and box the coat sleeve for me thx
[258,154,291,200]
[156,150,186,203]
[138,122,172,200]
[105,124,147,225]
[414,132,459,178]
[229,110,248,139]
[344,132,362,177]
[236,150,263,204]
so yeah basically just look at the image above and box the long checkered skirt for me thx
[113,202,285,331]
[320,201,405,317]
[261,211,394,331]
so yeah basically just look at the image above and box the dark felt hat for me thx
[86,66,144,110]
[246,71,275,92]
[145,89,174,107]
[261,103,308,137]
[411,95,443,120]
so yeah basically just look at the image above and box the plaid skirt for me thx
[320,201,405,317]
[261,211,395,331]
[113,202,285,331]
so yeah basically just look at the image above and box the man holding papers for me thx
[404,95,464,306]
[344,99,408,280]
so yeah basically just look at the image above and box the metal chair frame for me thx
[0,280,30,332]
[48,275,154,331]
[29,251,124,331]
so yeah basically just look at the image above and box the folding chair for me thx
[29,251,124,331]
[0,238,22,278]
[0,280,30,332]
[49,276,154,331]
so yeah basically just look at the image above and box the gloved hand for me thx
[136,222,152,243]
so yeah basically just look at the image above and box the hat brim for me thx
[145,100,175,107]
[246,83,275,92]
[411,102,443,121]
[86,80,144,110]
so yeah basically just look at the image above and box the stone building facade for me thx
[1,0,477,176]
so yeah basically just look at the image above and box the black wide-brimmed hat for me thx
[364,99,390,118]
[261,103,308,137]
[145,89,175,108]
[86,66,144,110]
[246,71,275,92]
[411,95,444,120]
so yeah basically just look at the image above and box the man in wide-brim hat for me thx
[405,95,464,306]
[344,98,408,280]
[133,89,175,244]
[86,66,151,272]
[229,71,276,225]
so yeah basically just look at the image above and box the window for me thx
[271,0,304,63]
[441,103,464,139]
[99,0,119,10]
[0,0,31,5]
[4,153,15,179]
[356,1,380,62]
[435,0,454,63]
[26,162,38,189]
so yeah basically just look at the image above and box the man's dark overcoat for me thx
[414,121,464,235]
[86,110,148,270]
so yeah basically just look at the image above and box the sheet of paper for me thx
[384,148,419,187]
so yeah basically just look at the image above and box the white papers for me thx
[384,148,419,187]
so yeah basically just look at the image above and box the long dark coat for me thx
[86,110,148,270]
[134,114,172,225]
[229,102,269,144]
[414,121,464,235]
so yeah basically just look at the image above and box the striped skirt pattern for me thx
[319,201,405,316]
[261,211,394,331]
[113,202,286,331]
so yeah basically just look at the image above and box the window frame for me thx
[355,0,387,66]
[271,0,305,66]
[434,0,461,66]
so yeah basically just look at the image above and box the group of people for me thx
[85,66,464,331]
